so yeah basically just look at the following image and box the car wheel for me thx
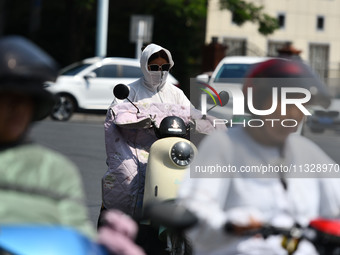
[50,95,76,121]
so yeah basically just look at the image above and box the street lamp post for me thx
[96,0,109,57]
[130,15,153,59]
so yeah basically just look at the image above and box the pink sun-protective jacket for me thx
[102,102,222,217]
[102,43,226,217]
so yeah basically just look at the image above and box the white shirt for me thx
[178,127,340,255]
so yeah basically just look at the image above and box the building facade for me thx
[205,0,340,88]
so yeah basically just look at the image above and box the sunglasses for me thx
[148,63,171,72]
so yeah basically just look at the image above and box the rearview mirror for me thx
[196,74,210,83]
[206,90,229,113]
[113,84,139,113]
[113,84,130,99]
[219,91,229,106]
[84,72,96,80]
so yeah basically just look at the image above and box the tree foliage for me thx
[219,0,279,35]
[1,0,279,93]
[106,0,208,94]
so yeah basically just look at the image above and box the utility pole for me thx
[136,20,145,59]
[96,0,109,57]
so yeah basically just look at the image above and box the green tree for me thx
[1,0,278,94]
[219,0,279,35]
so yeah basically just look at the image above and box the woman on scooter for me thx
[101,43,191,218]
[100,43,225,254]
[178,58,340,255]
[101,43,222,218]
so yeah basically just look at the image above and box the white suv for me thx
[196,56,271,119]
[197,56,271,93]
[45,57,179,121]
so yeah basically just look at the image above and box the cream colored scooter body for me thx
[143,137,197,207]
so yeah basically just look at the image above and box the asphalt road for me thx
[28,113,340,226]
[305,128,340,164]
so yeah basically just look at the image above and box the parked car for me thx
[45,57,179,121]
[196,56,271,92]
[306,98,340,133]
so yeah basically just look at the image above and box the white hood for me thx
[140,43,174,92]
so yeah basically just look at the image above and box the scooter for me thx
[112,84,228,255]
[225,218,340,255]
[142,113,198,255]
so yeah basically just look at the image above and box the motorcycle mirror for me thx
[219,91,229,106]
[206,90,230,114]
[113,84,129,100]
[113,83,140,113]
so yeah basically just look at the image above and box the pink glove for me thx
[97,210,146,255]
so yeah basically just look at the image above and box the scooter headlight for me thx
[170,141,195,167]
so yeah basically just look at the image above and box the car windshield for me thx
[214,63,254,83]
[60,63,91,76]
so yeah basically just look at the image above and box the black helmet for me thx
[0,36,58,120]
[243,58,331,113]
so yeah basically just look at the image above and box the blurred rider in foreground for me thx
[0,35,145,255]
[178,58,340,255]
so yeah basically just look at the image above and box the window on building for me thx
[309,43,329,80]
[317,16,325,30]
[223,38,247,56]
[267,41,290,57]
[278,13,285,29]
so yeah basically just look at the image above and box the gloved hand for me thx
[224,207,264,236]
